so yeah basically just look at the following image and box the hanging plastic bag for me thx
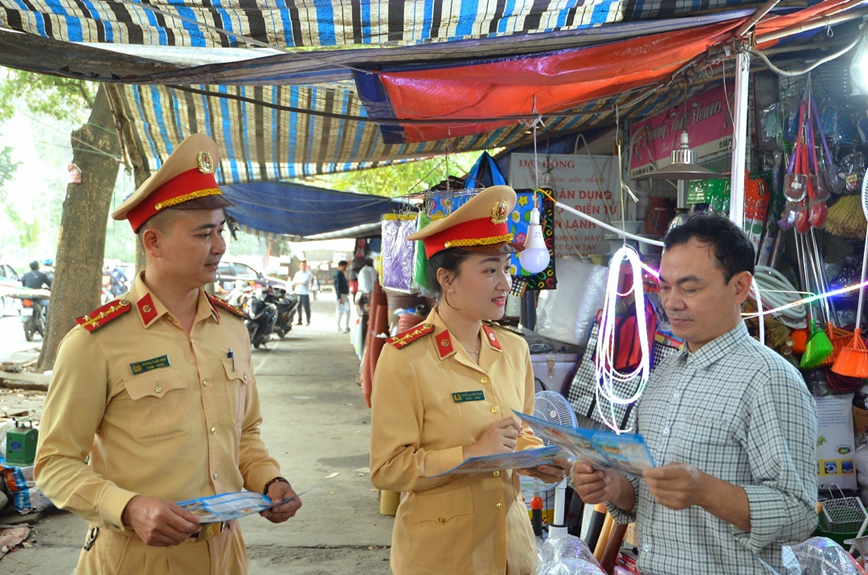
[381,215,417,293]
[412,212,432,293]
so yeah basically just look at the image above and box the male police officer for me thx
[35,134,301,574]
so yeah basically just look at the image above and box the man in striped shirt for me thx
[572,215,817,574]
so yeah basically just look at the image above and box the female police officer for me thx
[370,186,564,575]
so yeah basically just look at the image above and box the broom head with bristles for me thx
[820,322,855,366]
[800,319,835,369]
[831,328,868,378]
[823,194,867,239]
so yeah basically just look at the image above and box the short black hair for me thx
[338,260,348,267]
[364,258,374,266]
[427,248,474,296]
[29,261,39,270]
[663,214,754,283]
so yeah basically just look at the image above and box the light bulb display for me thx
[518,206,550,274]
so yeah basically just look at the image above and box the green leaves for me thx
[0,68,95,123]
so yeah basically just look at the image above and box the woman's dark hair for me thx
[663,213,754,283]
[427,248,474,296]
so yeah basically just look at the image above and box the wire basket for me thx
[820,490,868,534]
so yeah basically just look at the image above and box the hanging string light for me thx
[594,247,651,434]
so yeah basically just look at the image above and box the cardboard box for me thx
[815,395,857,490]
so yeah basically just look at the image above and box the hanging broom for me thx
[824,194,866,239]
[832,170,868,378]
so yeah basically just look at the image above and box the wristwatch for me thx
[263,476,290,495]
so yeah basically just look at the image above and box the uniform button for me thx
[212,472,218,480]
[210,426,216,434]
[191,339,195,344]
[496,503,503,510]
[493,471,501,477]
[662,427,670,436]
[154,385,162,394]
[673,392,680,400]
[491,406,499,414]
[438,517,446,523]
[243,374,248,382]
[480,377,489,384]
[642,544,651,553]
[203,379,208,387]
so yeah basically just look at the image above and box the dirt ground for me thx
[0,298,394,575]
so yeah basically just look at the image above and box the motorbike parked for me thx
[244,287,300,348]
[271,288,299,338]
[9,289,49,342]
[245,287,278,349]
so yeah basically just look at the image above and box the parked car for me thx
[0,262,22,315]
[215,258,287,292]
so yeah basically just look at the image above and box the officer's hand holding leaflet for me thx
[122,496,201,546]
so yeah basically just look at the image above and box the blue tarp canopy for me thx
[221,181,399,238]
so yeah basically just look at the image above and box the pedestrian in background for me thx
[310,274,320,301]
[349,256,363,297]
[355,257,378,313]
[334,260,350,333]
[34,133,301,575]
[292,260,313,326]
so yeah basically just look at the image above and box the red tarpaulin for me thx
[361,0,857,143]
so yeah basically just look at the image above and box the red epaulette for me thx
[386,323,435,349]
[75,299,132,333]
[208,294,248,320]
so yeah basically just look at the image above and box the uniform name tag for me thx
[452,390,485,403]
[130,355,170,374]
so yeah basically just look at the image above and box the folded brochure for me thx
[513,410,656,476]
[426,445,561,478]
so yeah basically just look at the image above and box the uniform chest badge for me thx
[453,390,485,403]
[130,355,171,375]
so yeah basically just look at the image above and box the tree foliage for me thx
[0,69,94,123]
[306,152,485,197]
[0,145,19,201]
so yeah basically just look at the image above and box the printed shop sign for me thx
[509,153,621,256]
[629,84,734,180]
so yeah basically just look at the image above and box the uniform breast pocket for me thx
[121,368,191,442]
[672,415,736,468]
[222,358,250,427]
[408,486,474,570]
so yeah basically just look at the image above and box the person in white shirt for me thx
[355,258,378,312]
[291,261,313,326]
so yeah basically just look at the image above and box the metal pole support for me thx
[729,49,750,230]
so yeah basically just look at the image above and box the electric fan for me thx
[522,391,578,539]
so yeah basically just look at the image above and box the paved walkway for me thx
[2,298,394,575]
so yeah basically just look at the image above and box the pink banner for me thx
[629,84,733,179]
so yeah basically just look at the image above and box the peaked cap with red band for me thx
[408,185,524,258]
[111,134,235,232]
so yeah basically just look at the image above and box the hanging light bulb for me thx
[519,194,551,274]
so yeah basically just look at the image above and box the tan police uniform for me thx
[369,186,544,575]
[34,134,284,575]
